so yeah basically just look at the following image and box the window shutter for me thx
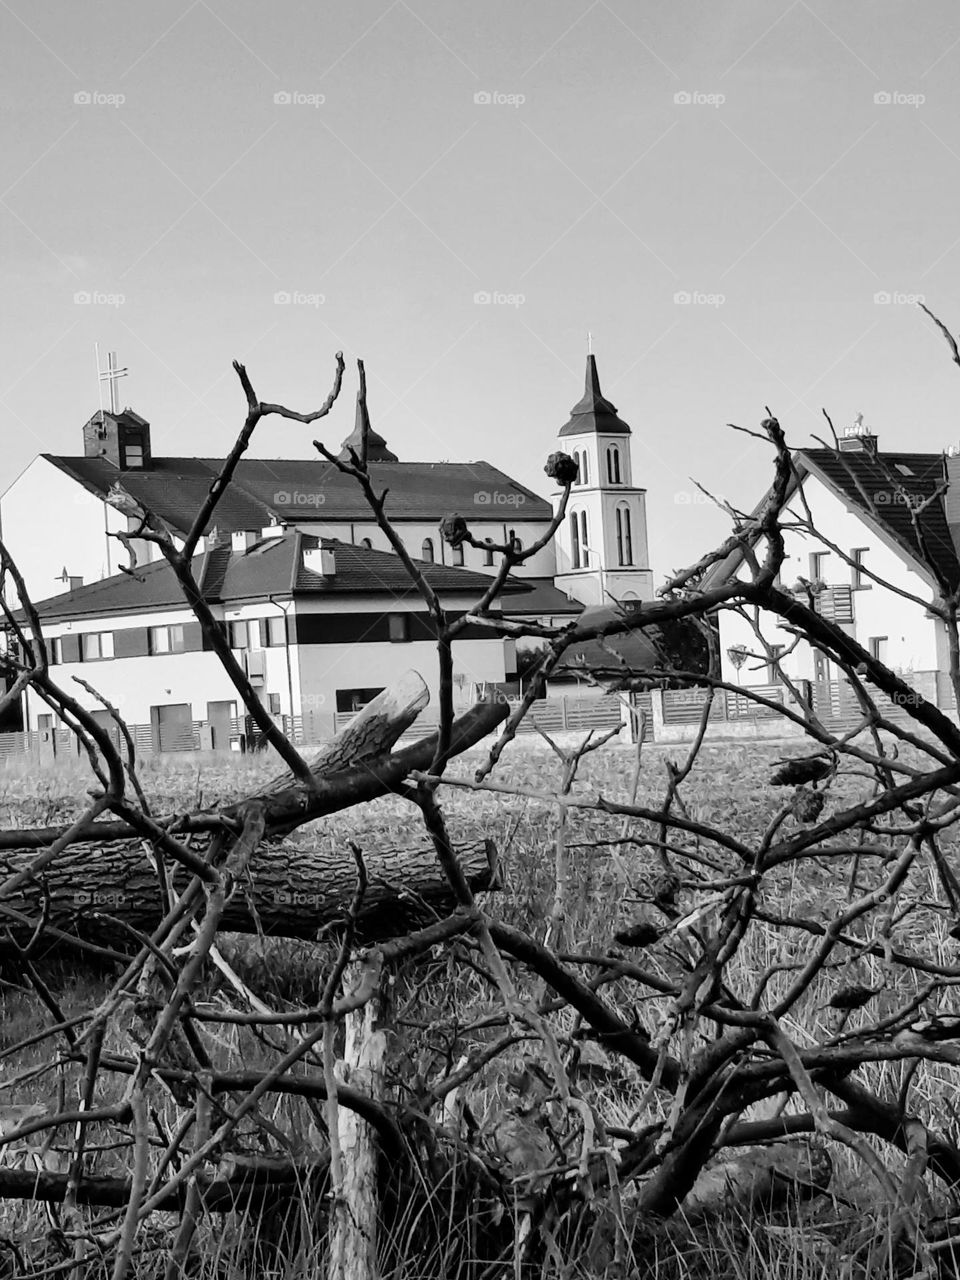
[182,622,204,652]
[258,619,269,648]
[114,628,149,658]
[60,634,81,664]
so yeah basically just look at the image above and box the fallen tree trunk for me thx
[0,839,498,951]
[0,678,507,951]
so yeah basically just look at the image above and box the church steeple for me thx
[559,355,631,438]
[337,393,398,463]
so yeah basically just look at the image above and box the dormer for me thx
[82,408,152,470]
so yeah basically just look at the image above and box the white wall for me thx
[1,458,127,603]
[718,471,941,684]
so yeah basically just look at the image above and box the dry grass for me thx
[0,735,953,1277]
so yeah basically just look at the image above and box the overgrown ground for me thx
[0,734,957,1277]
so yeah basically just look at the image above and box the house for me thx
[13,531,546,744]
[704,420,960,712]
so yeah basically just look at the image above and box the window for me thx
[228,620,250,650]
[264,616,285,647]
[81,632,114,661]
[388,614,409,643]
[616,507,633,565]
[577,450,588,485]
[869,636,888,662]
[606,445,621,484]
[421,538,435,563]
[508,529,522,553]
[149,625,186,655]
[579,511,589,564]
[267,692,281,715]
[452,544,464,567]
[767,644,786,683]
[48,637,61,665]
[809,550,828,582]
[570,512,581,569]
[483,540,495,566]
[851,547,870,589]
[123,444,144,468]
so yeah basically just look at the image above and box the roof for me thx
[554,605,711,676]
[43,455,552,528]
[558,355,631,438]
[701,445,960,594]
[22,534,531,622]
[499,578,583,617]
[337,393,398,463]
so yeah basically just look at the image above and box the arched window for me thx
[616,507,633,565]
[579,450,588,485]
[483,539,495,566]
[569,512,581,569]
[607,446,621,484]
[360,537,372,549]
[452,543,464,567]
[579,511,589,565]
[421,538,435,563]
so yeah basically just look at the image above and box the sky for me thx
[3,0,960,582]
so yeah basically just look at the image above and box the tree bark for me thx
[0,839,498,951]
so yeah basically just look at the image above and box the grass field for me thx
[0,735,956,1277]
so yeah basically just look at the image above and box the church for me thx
[0,353,656,741]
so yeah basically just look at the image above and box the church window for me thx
[607,446,621,484]
[579,450,588,485]
[570,512,581,569]
[616,507,633,565]
[579,511,589,564]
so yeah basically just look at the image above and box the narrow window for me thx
[579,450,588,485]
[851,547,869,589]
[452,544,465,567]
[616,507,633,565]
[421,538,435,563]
[809,550,828,582]
[579,511,589,564]
[227,621,249,650]
[607,446,621,484]
[570,512,581,569]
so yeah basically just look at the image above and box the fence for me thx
[0,694,638,761]
[658,684,785,726]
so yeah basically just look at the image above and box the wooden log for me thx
[679,1140,832,1221]
[0,839,498,951]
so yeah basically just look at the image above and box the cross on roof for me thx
[96,345,128,416]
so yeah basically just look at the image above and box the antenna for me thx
[587,330,593,356]
[95,345,128,416]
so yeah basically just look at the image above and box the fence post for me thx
[562,697,569,730]
[650,690,665,743]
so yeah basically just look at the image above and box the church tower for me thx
[551,353,654,606]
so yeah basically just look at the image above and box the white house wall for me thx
[1,458,127,601]
[718,471,940,683]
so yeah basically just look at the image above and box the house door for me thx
[206,701,235,751]
[151,703,193,753]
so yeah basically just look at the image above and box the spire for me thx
[558,354,631,438]
[337,392,399,463]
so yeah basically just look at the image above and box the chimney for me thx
[303,546,336,577]
[838,415,878,454]
[231,530,258,553]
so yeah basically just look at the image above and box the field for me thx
[0,734,957,1278]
